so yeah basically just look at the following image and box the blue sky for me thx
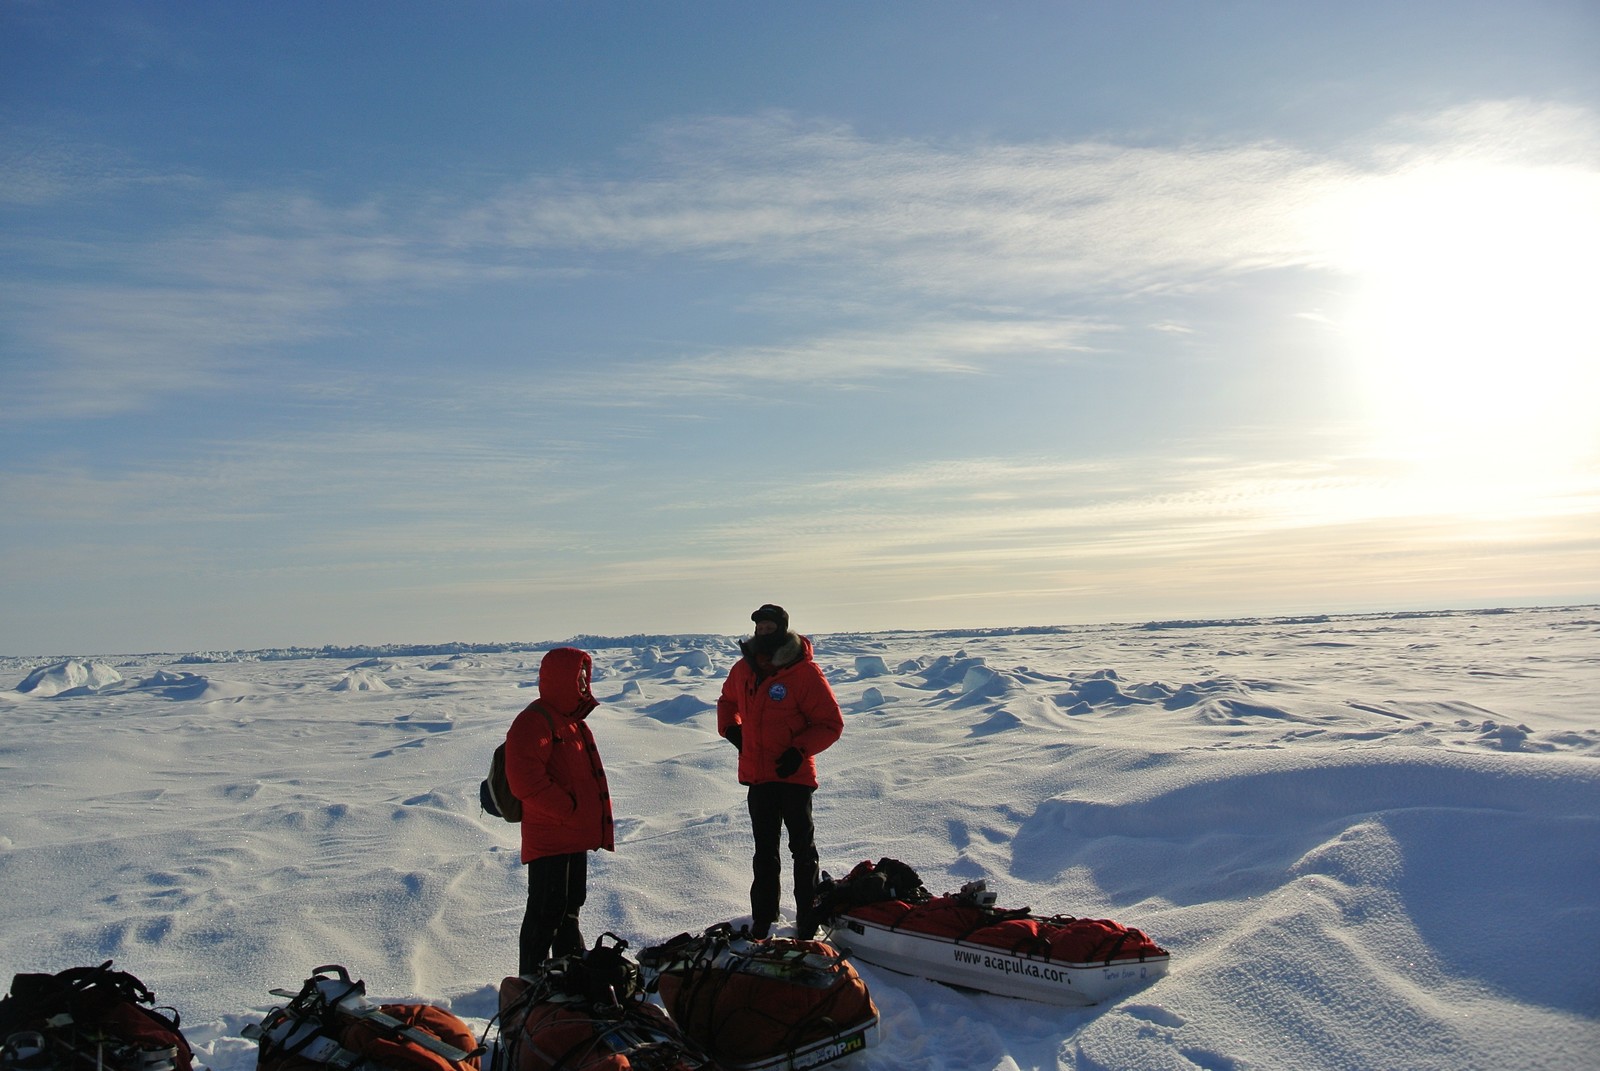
[3,1,1598,655]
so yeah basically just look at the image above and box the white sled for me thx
[825,913,1169,1007]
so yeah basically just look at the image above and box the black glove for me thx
[726,724,743,752]
[775,747,803,779]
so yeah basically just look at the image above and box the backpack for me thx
[480,704,558,823]
[813,856,930,922]
[245,964,481,1071]
[479,743,522,822]
[0,961,194,1071]
[639,924,879,1070]
[488,935,712,1071]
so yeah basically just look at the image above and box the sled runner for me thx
[489,933,713,1071]
[817,860,1170,1007]
[245,964,482,1071]
[0,961,194,1071]
[638,923,879,1071]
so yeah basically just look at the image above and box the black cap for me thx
[751,604,789,632]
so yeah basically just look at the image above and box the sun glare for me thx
[1334,162,1600,471]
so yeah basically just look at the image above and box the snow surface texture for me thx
[2,607,1597,1071]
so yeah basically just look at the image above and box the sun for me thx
[1333,160,1600,470]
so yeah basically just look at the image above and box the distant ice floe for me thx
[15,659,123,696]
[11,662,250,702]
[427,655,483,671]
[621,645,724,680]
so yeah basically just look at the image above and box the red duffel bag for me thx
[490,935,711,1071]
[640,925,879,1071]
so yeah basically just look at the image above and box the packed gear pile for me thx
[638,924,879,1071]
[486,935,713,1071]
[0,962,193,1071]
[4,861,1168,1070]
[244,964,481,1071]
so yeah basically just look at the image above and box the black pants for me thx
[747,782,819,937]
[520,851,587,975]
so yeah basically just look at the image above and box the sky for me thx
[3,0,1598,656]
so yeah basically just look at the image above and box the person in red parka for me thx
[717,604,843,939]
[505,645,614,974]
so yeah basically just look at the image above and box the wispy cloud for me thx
[350,447,1589,640]
[0,121,198,207]
[0,200,515,420]
[536,316,1109,405]
[551,450,1600,625]
[6,100,1596,423]
[664,448,1600,570]
[470,112,1353,295]
[0,420,580,527]
[1,279,340,420]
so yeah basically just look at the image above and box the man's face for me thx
[754,620,779,638]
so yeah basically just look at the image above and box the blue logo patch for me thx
[768,683,788,701]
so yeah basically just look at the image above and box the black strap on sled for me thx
[291,965,364,1024]
[255,965,363,1065]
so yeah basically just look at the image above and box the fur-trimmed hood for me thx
[739,630,805,671]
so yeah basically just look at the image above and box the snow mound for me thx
[640,694,715,723]
[915,653,989,689]
[855,655,891,678]
[331,669,391,692]
[137,670,217,700]
[16,659,123,696]
[970,709,1023,735]
[856,686,888,709]
[959,664,1002,696]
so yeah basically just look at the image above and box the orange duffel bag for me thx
[489,935,712,1071]
[639,924,879,1071]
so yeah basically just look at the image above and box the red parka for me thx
[505,646,614,863]
[717,633,843,788]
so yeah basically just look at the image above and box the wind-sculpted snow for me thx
[15,658,124,696]
[854,655,892,678]
[1,606,1596,1071]
[331,668,392,692]
[640,693,716,723]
